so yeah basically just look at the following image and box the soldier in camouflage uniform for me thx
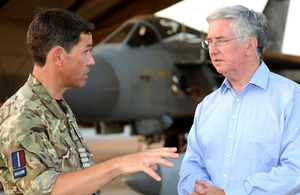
[0,8,178,195]
[0,74,97,194]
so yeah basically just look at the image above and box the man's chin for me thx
[214,67,225,75]
[66,82,86,90]
[76,83,86,89]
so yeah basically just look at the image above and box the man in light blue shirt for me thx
[178,5,300,195]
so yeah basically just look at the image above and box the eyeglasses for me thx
[201,36,244,50]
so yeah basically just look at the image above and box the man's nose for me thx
[209,43,219,55]
[88,52,95,66]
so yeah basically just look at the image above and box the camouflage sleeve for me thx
[0,113,61,194]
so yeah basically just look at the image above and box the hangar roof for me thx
[0,0,181,99]
[0,0,181,54]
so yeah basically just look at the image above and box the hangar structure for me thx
[2,0,300,107]
[0,0,181,100]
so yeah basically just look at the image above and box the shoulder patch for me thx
[13,168,27,179]
[12,150,26,169]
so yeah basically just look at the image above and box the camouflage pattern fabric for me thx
[0,74,96,194]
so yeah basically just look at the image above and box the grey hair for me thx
[206,5,268,56]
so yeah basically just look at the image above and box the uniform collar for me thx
[27,74,68,119]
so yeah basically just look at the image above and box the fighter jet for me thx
[64,0,300,145]
[64,15,221,146]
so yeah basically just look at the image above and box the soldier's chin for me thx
[77,82,86,89]
[66,82,86,90]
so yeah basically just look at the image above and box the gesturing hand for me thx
[115,147,179,181]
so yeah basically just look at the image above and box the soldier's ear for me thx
[51,46,64,68]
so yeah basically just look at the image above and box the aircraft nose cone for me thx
[64,56,119,122]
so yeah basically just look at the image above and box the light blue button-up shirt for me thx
[178,61,300,195]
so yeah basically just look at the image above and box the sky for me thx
[155,0,299,56]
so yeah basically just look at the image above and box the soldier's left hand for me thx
[115,147,179,181]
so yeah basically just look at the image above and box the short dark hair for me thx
[27,8,95,66]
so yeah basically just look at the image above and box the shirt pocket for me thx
[56,138,82,172]
[238,121,279,165]
[20,133,57,169]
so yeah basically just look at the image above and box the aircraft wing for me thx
[261,50,300,70]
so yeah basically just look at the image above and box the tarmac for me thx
[0,125,162,195]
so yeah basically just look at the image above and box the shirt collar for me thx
[220,60,270,94]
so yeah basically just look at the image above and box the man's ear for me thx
[51,46,64,67]
[246,37,258,57]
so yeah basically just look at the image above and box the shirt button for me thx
[232,116,236,119]
[236,98,240,101]
[224,174,227,178]
[226,155,230,158]
[229,135,233,138]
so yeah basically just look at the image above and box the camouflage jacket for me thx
[0,74,95,194]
